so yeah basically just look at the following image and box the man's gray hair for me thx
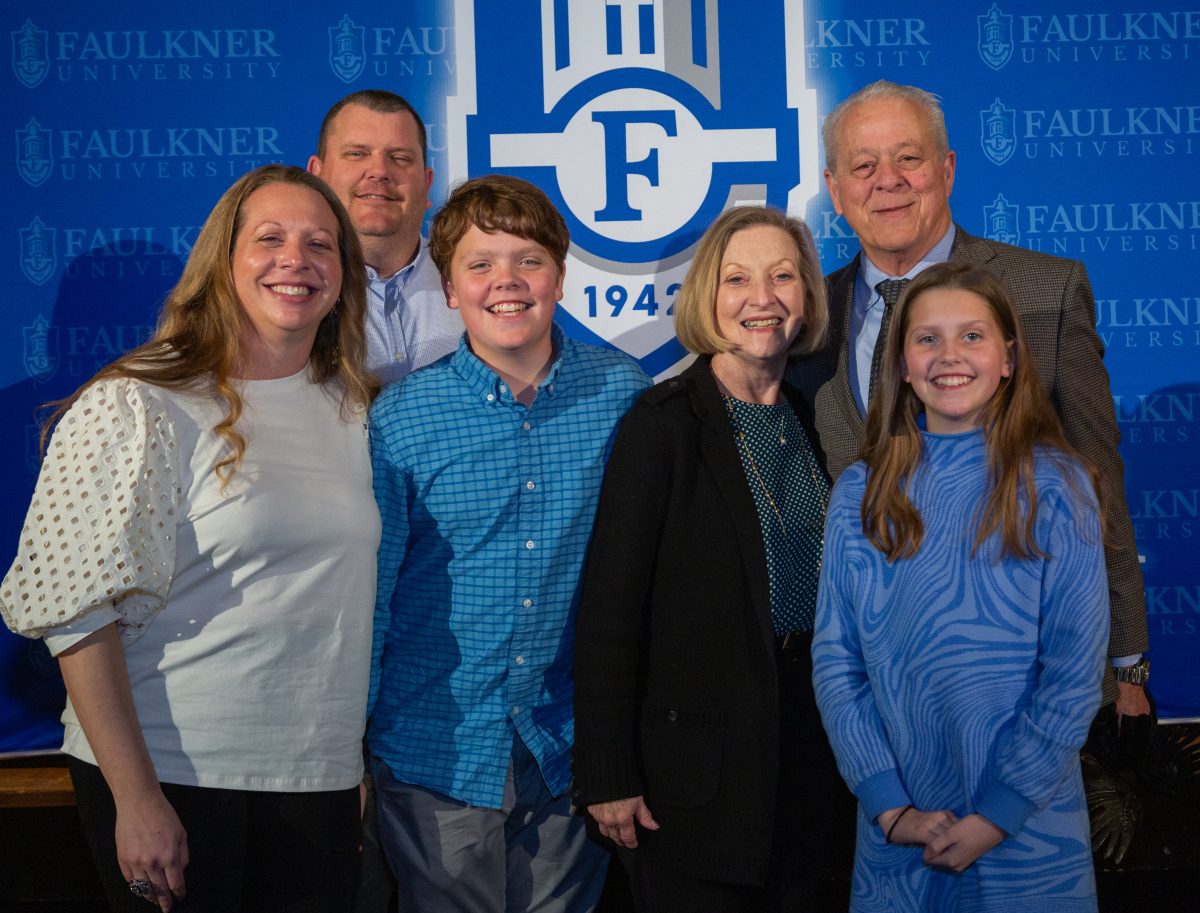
[823,81,949,172]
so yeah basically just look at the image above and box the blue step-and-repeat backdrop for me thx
[3,0,1198,751]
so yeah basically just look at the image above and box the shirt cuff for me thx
[853,767,911,823]
[975,780,1036,838]
[42,606,120,656]
[1111,654,1143,668]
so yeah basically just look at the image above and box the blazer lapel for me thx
[831,259,866,440]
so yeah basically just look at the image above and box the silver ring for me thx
[128,878,154,899]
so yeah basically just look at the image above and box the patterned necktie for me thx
[868,278,910,405]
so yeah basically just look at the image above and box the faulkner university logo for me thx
[11,18,49,88]
[980,98,1016,165]
[21,216,57,285]
[984,194,1021,246]
[328,14,366,83]
[23,314,59,383]
[26,425,44,476]
[447,0,819,375]
[977,4,1013,71]
[15,117,53,187]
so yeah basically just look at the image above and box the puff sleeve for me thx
[1,378,179,650]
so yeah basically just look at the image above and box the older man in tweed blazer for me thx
[789,81,1150,712]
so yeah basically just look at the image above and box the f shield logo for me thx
[11,18,48,89]
[447,0,819,375]
[16,117,53,187]
[977,4,1013,71]
[980,99,1016,166]
[328,15,366,83]
[984,194,1021,246]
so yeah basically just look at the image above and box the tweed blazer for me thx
[573,358,830,886]
[787,227,1149,701]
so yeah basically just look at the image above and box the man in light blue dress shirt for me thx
[309,90,466,913]
[310,90,463,385]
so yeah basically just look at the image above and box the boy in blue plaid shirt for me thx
[367,174,650,913]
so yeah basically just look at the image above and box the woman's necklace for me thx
[724,397,790,533]
[727,400,784,531]
[723,395,829,543]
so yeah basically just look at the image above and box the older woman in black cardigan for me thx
[573,206,852,911]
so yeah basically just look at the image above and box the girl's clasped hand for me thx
[880,804,1006,872]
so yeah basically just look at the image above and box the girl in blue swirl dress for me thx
[812,261,1107,913]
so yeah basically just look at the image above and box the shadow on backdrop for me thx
[1,241,180,755]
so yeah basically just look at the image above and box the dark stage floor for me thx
[3,722,1197,912]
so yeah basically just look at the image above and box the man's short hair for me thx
[316,89,428,164]
[822,80,949,172]
[429,175,570,279]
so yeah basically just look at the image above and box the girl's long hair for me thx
[860,261,1103,562]
[43,165,378,482]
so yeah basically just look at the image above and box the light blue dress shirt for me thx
[849,225,957,414]
[364,237,463,385]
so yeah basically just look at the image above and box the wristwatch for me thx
[1113,658,1150,686]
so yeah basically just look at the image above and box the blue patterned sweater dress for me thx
[812,430,1107,913]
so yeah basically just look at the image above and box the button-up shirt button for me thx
[486,393,495,402]
[512,706,522,715]
[499,384,507,393]
[526,481,535,490]
[514,655,525,666]
[522,598,533,608]
[525,540,535,550]
[394,352,405,361]
[666,710,679,721]
[523,421,531,431]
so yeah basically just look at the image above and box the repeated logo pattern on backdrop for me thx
[3,0,1197,752]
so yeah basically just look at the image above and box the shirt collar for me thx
[365,236,429,286]
[451,323,568,405]
[855,223,957,315]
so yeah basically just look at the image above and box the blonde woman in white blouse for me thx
[1,165,380,913]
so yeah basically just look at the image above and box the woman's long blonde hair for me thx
[45,164,377,481]
[860,262,1103,562]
